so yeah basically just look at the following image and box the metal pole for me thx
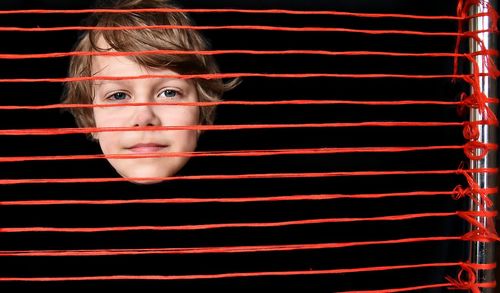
[468,0,497,291]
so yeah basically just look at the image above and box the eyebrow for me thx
[93,80,123,88]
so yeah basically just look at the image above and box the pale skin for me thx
[91,40,200,184]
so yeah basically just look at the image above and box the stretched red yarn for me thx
[0,73,467,83]
[0,122,466,136]
[0,236,463,256]
[0,8,464,20]
[0,99,465,111]
[0,145,472,163]
[0,262,466,282]
[0,191,457,206]
[0,168,495,185]
[339,282,495,293]
[0,25,466,36]
[0,50,469,60]
[0,2,497,291]
[0,212,457,233]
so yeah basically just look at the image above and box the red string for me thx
[0,100,465,111]
[0,8,464,20]
[1,210,494,234]
[459,92,499,115]
[446,262,497,293]
[0,191,456,206]
[452,185,497,207]
[0,236,462,256]
[463,54,498,125]
[453,0,468,77]
[0,145,468,163]
[339,283,451,293]
[340,282,496,293]
[0,212,457,233]
[462,122,481,140]
[463,141,498,160]
[0,73,467,83]
[457,168,495,207]
[447,262,479,293]
[0,168,495,185]
[0,122,466,136]
[0,25,466,36]
[0,50,467,60]
[458,211,500,242]
[0,262,462,282]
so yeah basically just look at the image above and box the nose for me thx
[131,105,161,127]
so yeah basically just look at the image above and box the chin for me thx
[128,178,165,185]
[116,166,181,185]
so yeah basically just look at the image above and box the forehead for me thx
[91,37,140,76]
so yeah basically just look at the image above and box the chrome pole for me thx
[468,0,497,291]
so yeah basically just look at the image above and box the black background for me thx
[0,0,488,292]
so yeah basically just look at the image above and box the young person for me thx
[63,0,237,184]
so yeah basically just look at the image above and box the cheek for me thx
[158,106,200,125]
[170,130,199,152]
[94,108,129,127]
[97,132,120,155]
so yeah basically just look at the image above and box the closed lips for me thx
[127,143,168,152]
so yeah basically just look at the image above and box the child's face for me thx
[91,45,200,184]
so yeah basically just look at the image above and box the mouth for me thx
[126,143,169,153]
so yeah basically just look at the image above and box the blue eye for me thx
[160,89,178,99]
[108,92,129,100]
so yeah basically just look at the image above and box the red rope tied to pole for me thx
[446,262,496,292]
[453,0,498,78]
[458,211,500,242]
[463,141,498,160]
[463,54,499,125]
[0,2,497,290]
[452,185,497,208]
[457,167,495,208]
[462,121,481,140]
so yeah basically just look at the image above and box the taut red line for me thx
[0,8,463,20]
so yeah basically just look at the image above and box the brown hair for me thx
[63,0,237,129]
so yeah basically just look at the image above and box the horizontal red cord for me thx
[0,100,465,111]
[338,283,451,293]
[0,236,462,257]
[0,191,455,206]
[0,73,467,83]
[339,281,496,293]
[0,100,465,110]
[0,169,495,185]
[0,50,466,60]
[0,212,457,233]
[0,146,466,163]
[0,262,462,282]
[0,8,463,20]
[0,25,465,36]
[0,122,466,136]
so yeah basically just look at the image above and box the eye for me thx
[159,89,179,99]
[106,92,129,101]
